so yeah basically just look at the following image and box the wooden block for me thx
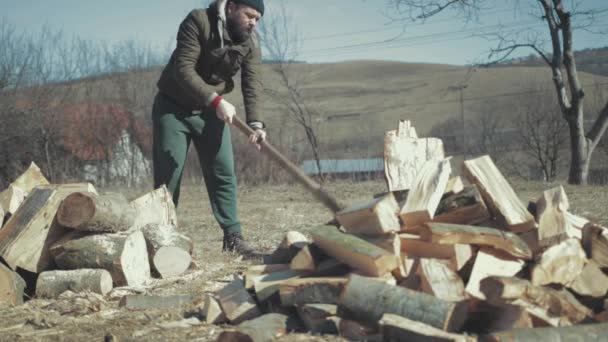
[465,248,525,300]
[36,269,113,298]
[0,185,27,219]
[263,231,309,264]
[141,223,193,278]
[0,263,25,306]
[582,223,608,268]
[365,233,407,278]
[297,304,339,335]
[336,193,400,236]
[216,313,291,342]
[0,183,96,273]
[444,176,464,196]
[279,277,348,306]
[433,185,491,226]
[57,192,135,232]
[4,162,49,192]
[400,234,456,259]
[290,245,325,272]
[463,155,536,233]
[199,294,227,324]
[309,225,399,277]
[417,258,466,302]
[568,260,608,298]
[531,238,587,287]
[400,158,452,228]
[421,222,533,260]
[536,186,571,247]
[119,294,198,310]
[129,185,178,231]
[252,269,301,302]
[245,264,290,290]
[451,244,475,271]
[564,212,588,239]
[217,277,261,324]
[483,322,608,341]
[380,313,474,342]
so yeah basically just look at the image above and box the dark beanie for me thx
[233,0,264,16]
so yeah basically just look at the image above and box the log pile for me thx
[0,163,193,304]
[208,146,608,340]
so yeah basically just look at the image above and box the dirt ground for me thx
[0,178,607,341]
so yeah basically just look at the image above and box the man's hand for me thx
[215,98,236,124]
[249,129,266,150]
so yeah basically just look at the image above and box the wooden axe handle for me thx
[231,115,343,213]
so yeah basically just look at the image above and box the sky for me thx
[1,0,607,65]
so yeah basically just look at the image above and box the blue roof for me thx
[301,158,384,175]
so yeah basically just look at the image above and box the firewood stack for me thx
[0,162,192,304]
[211,122,608,341]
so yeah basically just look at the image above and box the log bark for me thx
[297,304,339,335]
[310,225,399,277]
[56,192,135,232]
[400,234,456,259]
[217,313,291,342]
[36,269,113,298]
[217,277,261,324]
[119,294,198,310]
[421,222,532,260]
[141,223,193,278]
[482,322,608,341]
[465,248,525,300]
[418,258,466,302]
[380,313,475,342]
[338,274,468,332]
[51,231,150,286]
[0,263,25,306]
[279,277,348,306]
[434,185,491,226]
[463,155,536,233]
[129,185,178,231]
[252,269,301,302]
[582,223,608,268]
[336,193,400,236]
[530,238,586,287]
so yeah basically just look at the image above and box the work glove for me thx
[215,98,236,124]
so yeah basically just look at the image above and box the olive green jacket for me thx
[157,5,263,123]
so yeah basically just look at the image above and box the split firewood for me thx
[530,238,587,287]
[465,248,525,300]
[468,302,534,333]
[463,155,536,233]
[400,158,452,228]
[338,318,380,341]
[400,233,457,259]
[51,231,150,286]
[0,205,4,227]
[129,185,178,231]
[198,294,227,324]
[0,185,27,220]
[263,231,309,264]
[563,212,589,239]
[365,233,407,278]
[451,244,475,272]
[0,162,48,216]
[297,304,339,335]
[252,269,301,302]
[56,192,135,232]
[0,183,96,273]
[535,186,571,247]
[119,294,198,310]
[245,264,290,290]
[480,276,591,326]
[339,274,468,332]
[141,223,193,278]
[304,258,351,278]
[335,193,400,236]
[380,313,475,342]
[217,277,260,324]
[417,258,466,302]
[309,225,399,277]
[36,269,113,298]
[582,223,608,268]
[290,245,325,272]
[445,176,464,196]
[483,322,608,341]
[0,263,26,306]
[216,313,292,342]
[433,185,491,226]
[421,222,532,260]
[280,277,348,307]
[568,260,608,298]
[517,230,541,257]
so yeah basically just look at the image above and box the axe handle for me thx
[232,115,343,213]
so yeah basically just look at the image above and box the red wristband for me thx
[210,95,223,109]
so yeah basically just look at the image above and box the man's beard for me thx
[226,17,250,44]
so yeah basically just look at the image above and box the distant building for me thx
[301,158,384,180]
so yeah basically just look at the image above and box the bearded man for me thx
[153,0,265,255]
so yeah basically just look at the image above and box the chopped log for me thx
[465,248,525,300]
[384,120,445,192]
[129,185,178,231]
[434,185,491,226]
[400,234,456,259]
[418,258,466,302]
[582,223,608,268]
[119,294,198,310]
[535,186,571,247]
[336,193,400,236]
[252,269,301,302]
[400,158,452,228]
[444,176,464,196]
[217,277,261,324]
[531,238,587,286]
[480,276,591,325]
[56,192,135,232]
[245,264,290,290]
[380,313,475,342]
[305,258,351,278]
[451,244,475,271]
[5,162,49,192]
[0,183,97,273]
[483,322,608,341]
[339,274,468,332]
[338,318,380,341]
[310,225,399,277]
[279,277,348,306]
[366,233,407,278]
[517,230,541,257]
[199,294,227,324]
[467,303,534,333]
[216,313,292,342]
[51,231,150,286]
[0,263,25,306]
[568,260,608,297]
[297,304,339,335]
[0,185,27,219]
[290,245,325,272]
[141,223,193,278]
[263,231,309,264]
[563,212,588,239]
[36,269,113,298]
[463,155,536,233]
[421,222,533,260]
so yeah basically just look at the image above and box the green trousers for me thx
[152,92,241,235]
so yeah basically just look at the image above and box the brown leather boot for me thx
[222,232,256,257]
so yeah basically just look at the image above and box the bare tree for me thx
[388,0,608,184]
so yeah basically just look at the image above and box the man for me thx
[153,0,265,255]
